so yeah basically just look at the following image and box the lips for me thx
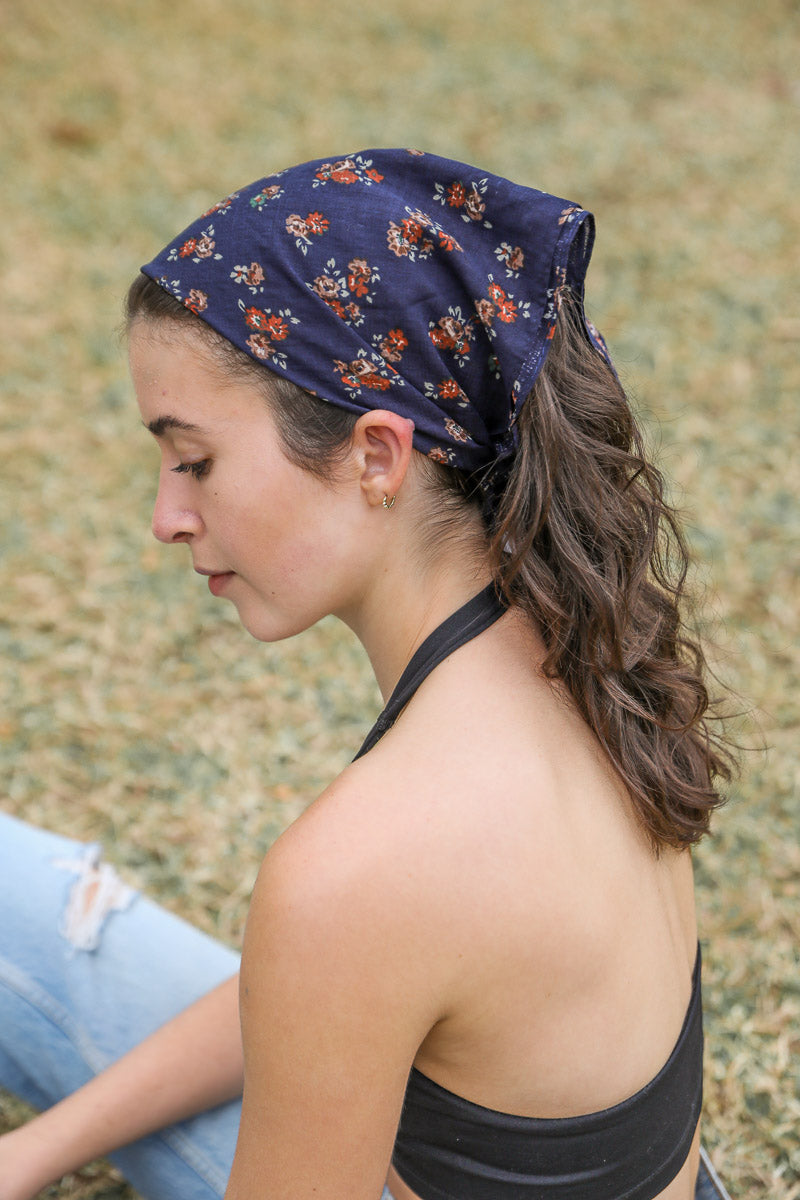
[193,566,235,596]
[207,572,235,597]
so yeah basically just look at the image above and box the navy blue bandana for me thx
[141,148,612,477]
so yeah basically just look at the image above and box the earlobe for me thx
[353,411,415,507]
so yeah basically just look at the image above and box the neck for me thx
[338,541,493,704]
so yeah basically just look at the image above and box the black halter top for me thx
[353,585,703,1200]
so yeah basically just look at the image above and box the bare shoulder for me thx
[232,748,452,1200]
[243,754,471,1025]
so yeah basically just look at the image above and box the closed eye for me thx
[171,460,211,480]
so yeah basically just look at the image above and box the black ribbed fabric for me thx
[393,949,702,1200]
[353,584,703,1200]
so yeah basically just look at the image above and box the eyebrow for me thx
[145,415,208,438]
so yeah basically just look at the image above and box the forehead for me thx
[129,320,271,433]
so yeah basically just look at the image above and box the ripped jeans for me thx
[0,811,241,1200]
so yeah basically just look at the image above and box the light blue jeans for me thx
[0,811,241,1199]
[0,812,729,1200]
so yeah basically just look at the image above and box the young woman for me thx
[0,149,732,1200]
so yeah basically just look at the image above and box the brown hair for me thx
[127,274,732,849]
[490,297,733,848]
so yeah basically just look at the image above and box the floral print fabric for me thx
[142,148,613,477]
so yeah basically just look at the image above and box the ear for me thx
[351,410,415,507]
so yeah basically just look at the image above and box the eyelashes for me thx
[171,460,211,480]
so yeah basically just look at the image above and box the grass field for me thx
[1,0,798,1195]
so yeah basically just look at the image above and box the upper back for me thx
[317,602,699,1121]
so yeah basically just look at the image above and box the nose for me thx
[151,470,204,544]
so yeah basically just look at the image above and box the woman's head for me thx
[135,148,614,495]
[127,274,490,602]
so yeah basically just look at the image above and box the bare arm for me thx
[223,813,447,1200]
[0,973,242,1200]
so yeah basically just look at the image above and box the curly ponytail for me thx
[489,293,733,850]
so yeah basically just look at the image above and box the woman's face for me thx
[129,321,366,642]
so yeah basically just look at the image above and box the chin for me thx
[234,600,324,645]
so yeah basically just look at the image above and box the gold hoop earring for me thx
[382,494,396,509]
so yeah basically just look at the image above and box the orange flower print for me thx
[238,300,299,370]
[313,155,384,187]
[305,211,329,235]
[402,218,423,244]
[387,213,433,259]
[433,178,493,229]
[437,230,461,252]
[249,184,283,210]
[486,282,517,323]
[245,306,270,331]
[330,159,359,183]
[429,308,475,363]
[475,274,531,336]
[347,258,372,297]
[387,208,461,262]
[312,274,343,303]
[495,242,525,278]
[438,379,467,405]
[463,188,485,223]
[428,446,454,465]
[425,378,469,409]
[286,211,329,255]
[231,262,265,294]
[245,309,287,340]
[475,298,496,327]
[307,257,377,326]
[444,418,469,443]
[333,355,394,393]
[184,289,208,314]
[286,214,310,238]
[247,333,275,360]
[202,191,239,217]
[264,314,288,341]
[168,225,222,265]
[376,328,408,363]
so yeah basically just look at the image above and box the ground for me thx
[0,1,798,1195]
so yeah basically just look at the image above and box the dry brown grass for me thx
[1,0,798,1195]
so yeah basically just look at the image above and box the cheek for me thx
[228,472,332,570]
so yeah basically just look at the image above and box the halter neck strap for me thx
[353,584,506,760]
